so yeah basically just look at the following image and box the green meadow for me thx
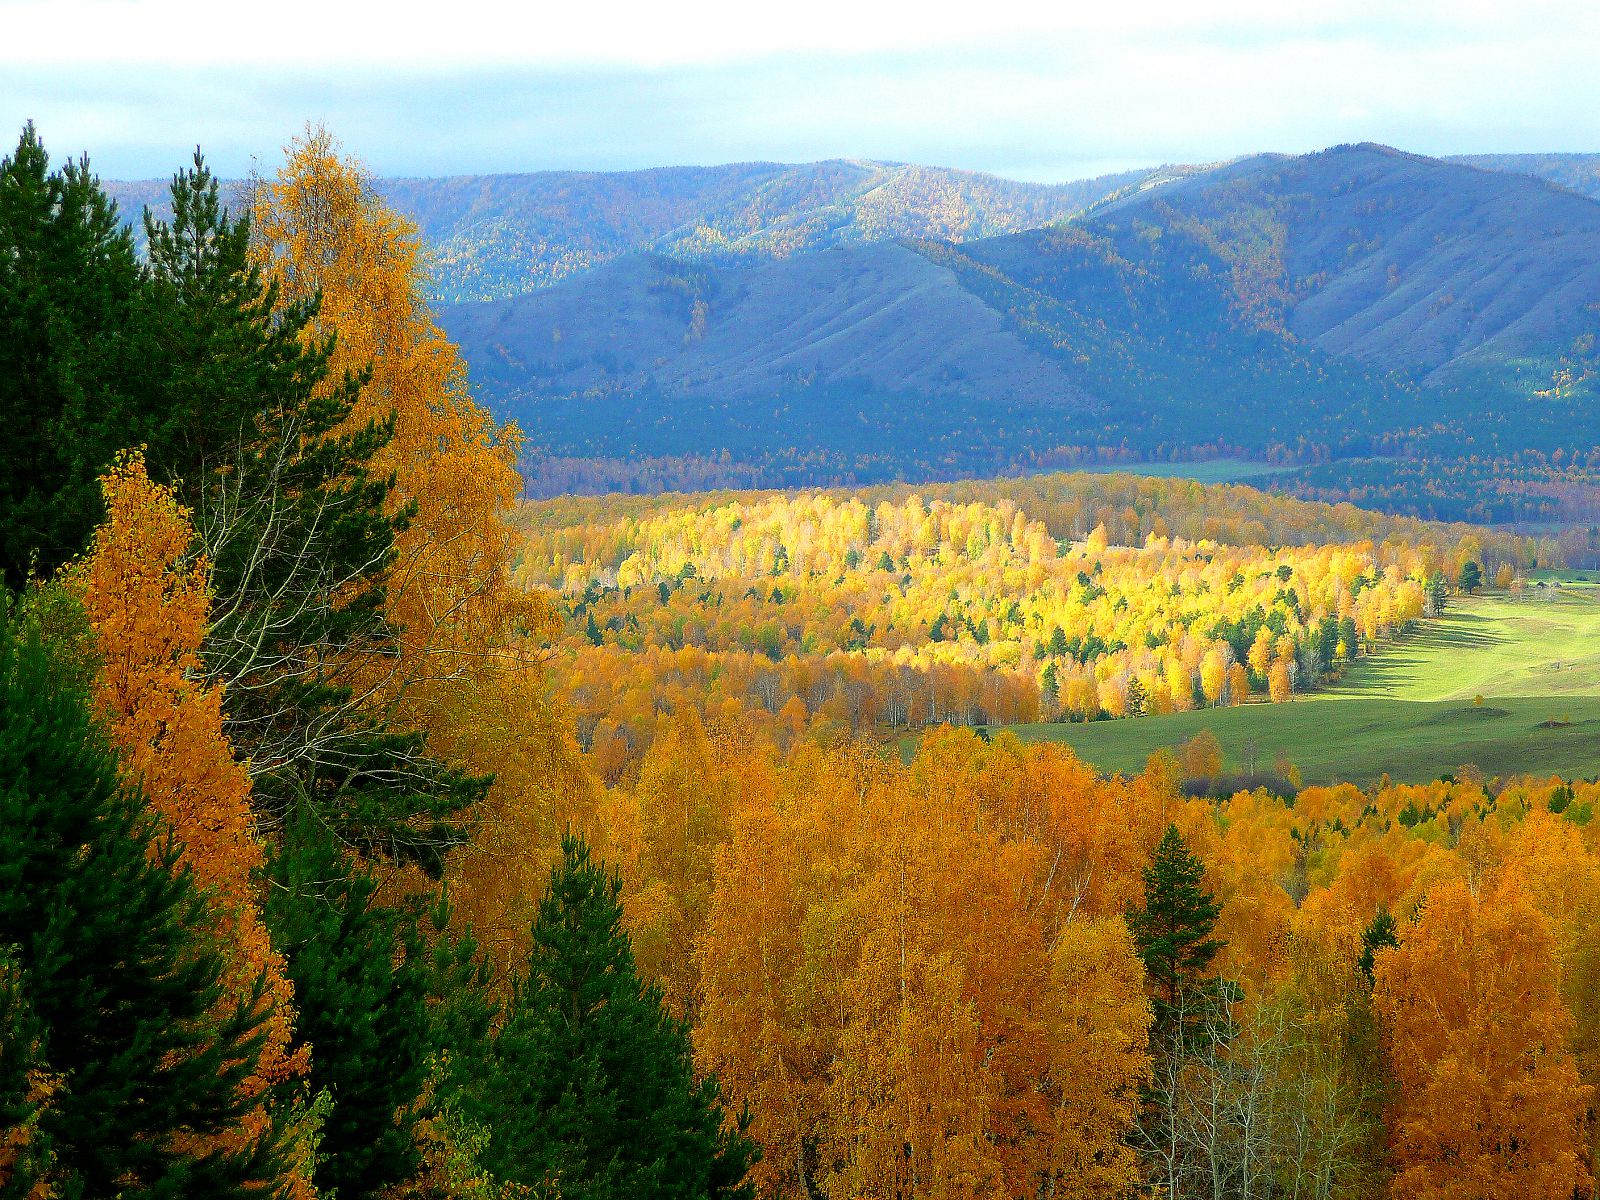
[1018,580,1600,785]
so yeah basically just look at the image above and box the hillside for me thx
[1448,152,1600,199]
[443,143,1600,497]
[1090,144,1600,388]
[104,159,1148,302]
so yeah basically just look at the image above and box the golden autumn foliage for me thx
[251,125,554,697]
[1375,876,1592,1200]
[688,731,1158,1200]
[250,128,592,969]
[511,488,1452,777]
[596,707,767,1019]
[68,455,312,1187]
[574,702,1600,1200]
[31,118,1600,1200]
[1046,917,1154,1198]
[48,448,1600,1199]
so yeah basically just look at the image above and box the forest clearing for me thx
[1034,581,1600,784]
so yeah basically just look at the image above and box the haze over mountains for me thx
[106,161,1149,302]
[104,145,1600,515]
[425,145,1600,494]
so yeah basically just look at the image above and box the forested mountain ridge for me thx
[1447,151,1600,200]
[1088,143,1600,387]
[104,159,1150,301]
[439,143,1600,499]
[100,149,1600,309]
[103,145,1600,518]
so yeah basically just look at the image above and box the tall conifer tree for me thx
[1130,823,1225,1039]
[142,153,487,870]
[476,834,758,1200]
[0,123,151,586]
[263,809,433,1198]
[0,599,297,1195]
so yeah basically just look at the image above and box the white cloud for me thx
[3,1,1599,180]
[4,0,1595,68]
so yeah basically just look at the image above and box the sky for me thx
[5,0,1600,182]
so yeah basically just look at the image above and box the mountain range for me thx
[431,145,1600,496]
[103,146,1600,517]
[105,160,1148,302]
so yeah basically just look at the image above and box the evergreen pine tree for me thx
[476,834,758,1200]
[0,126,484,873]
[406,897,507,1190]
[0,123,153,586]
[1129,823,1225,1040]
[0,598,296,1195]
[140,151,487,874]
[1358,907,1398,983]
[263,808,433,1198]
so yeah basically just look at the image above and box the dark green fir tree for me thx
[1129,823,1225,1040]
[476,834,758,1200]
[139,151,487,873]
[263,808,433,1199]
[0,599,297,1196]
[1358,907,1399,983]
[0,123,153,587]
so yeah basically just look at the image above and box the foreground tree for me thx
[1129,823,1229,1199]
[0,123,149,586]
[249,127,563,890]
[69,454,313,1188]
[1131,823,1225,1039]
[476,834,757,1199]
[696,734,1154,1199]
[264,810,432,1199]
[0,125,484,871]
[146,153,488,872]
[1375,876,1591,1199]
[0,600,298,1195]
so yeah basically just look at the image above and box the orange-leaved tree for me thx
[250,126,591,965]
[695,735,1152,1199]
[68,454,313,1190]
[250,125,550,694]
[1374,875,1591,1200]
[599,706,773,1019]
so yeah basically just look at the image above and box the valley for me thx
[1030,580,1600,784]
[15,97,1600,1198]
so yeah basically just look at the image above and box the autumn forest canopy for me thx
[4,120,1600,1200]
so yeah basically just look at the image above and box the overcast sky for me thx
[5,0,1599,182]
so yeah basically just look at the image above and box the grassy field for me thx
[1019,581,1600,785]
[1075,459,1298,484]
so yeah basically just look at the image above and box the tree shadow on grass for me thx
[1413,611,1502,650]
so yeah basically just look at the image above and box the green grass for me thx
[1074,459,1298,484]
[1018,582,1600,786]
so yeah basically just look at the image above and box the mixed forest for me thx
[4,122,1600,1200]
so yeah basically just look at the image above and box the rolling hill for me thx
[438,144,1600,495]
[104,159,1149,302]
[1447,152,1600,200]
[1087,146,1600,388]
